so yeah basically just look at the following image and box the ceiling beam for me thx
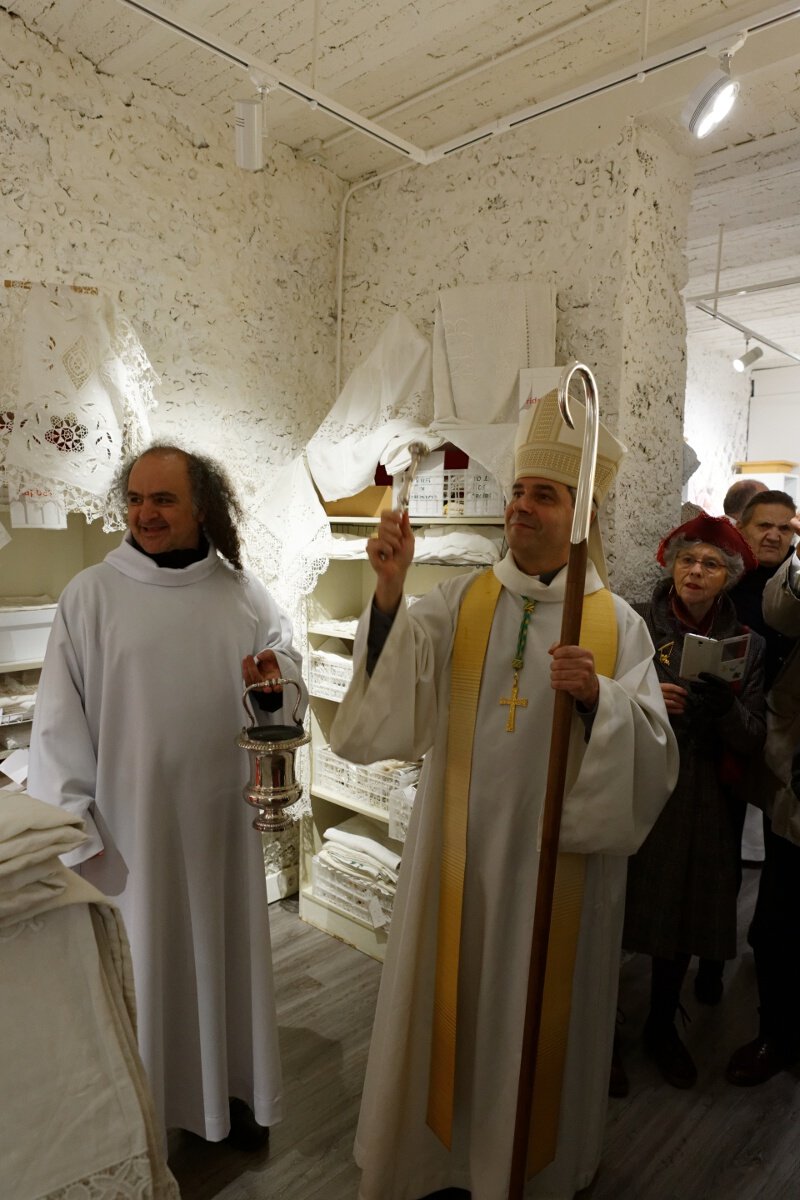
[695,302,800,363]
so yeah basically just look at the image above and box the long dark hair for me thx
[112,443,245,572]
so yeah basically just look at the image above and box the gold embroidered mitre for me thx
[514,386,626,500]
[514,385,627,583]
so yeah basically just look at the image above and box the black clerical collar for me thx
[130,532,210,569]
[538,564,567,586]
[508,554,566,585]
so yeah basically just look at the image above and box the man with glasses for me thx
[694,491,798,1006]
[727,509,800,1085]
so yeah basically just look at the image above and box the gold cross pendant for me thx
[500,672,528,732]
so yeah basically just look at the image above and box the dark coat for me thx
[623,578,766,961]
[728,556,794,689]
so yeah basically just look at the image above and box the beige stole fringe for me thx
[426,568,617,1178]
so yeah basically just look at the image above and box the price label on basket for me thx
[368,895,389,929]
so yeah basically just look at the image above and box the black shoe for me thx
[643,1019,697,1089]
[226,1098,270,1152]
[725,1037,795,1087]
[694,960,724,1006]
[608,1034,629,1098]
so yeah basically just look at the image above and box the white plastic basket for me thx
[408,461,504,518]
[312,854,394,929]
[308,647,353,700]
[315,744,420,814]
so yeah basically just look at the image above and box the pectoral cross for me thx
[500,672,528,732]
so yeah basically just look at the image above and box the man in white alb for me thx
[331,391,678,1200]
[27,444,306,1151]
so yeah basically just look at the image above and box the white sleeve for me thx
[27,605,104,866]
[558,597,679,856]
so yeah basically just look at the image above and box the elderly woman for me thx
[622,514,766,1088]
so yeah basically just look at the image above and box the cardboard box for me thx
[322,485,393,517]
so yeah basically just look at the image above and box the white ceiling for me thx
[3,0,800,370]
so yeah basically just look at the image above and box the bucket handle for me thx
[241,677,304,730]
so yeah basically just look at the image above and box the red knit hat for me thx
[656,513,758,571]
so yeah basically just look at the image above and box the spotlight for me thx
[732,345,764,372]
[235,96,265,171]
[683,34,746,139]
[683,64,738,138]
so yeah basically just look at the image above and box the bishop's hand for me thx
[367,510,415,614]
[548,643,600,709]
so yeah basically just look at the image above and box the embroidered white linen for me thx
[0,789,178,1200]
[4,284,158,522]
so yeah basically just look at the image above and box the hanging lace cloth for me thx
[429,280,557,496]
[307,287,556,507]
[246,454,331,617]
[307,311,434,501]
[3,285,158,523]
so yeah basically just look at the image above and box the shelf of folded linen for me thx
[322,525,504,565]
[307,601,423,639]
[311,814,402,932]
[307,615,360,640]
[0,671,38,727]
[411,526,504,565]
[313,743,421,827]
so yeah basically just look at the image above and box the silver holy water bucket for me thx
[237,678,310,833]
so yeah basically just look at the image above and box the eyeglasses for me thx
[674,553,726,574]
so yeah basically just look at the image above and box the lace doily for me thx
[2,285,158,524]
[40,1150,178,1200]
[262,823,300,873]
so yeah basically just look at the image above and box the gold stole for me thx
[426,568,617,1176]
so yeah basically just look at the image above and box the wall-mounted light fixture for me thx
[732,343,764,372]
[235,96,265,170]
[683,32,746,139]
[234,74,278,171]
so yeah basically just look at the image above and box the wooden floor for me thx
[169,870,800,1200]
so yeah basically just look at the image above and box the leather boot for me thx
[643,1016,697,1089]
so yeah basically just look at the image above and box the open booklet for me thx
[678,631,751,683]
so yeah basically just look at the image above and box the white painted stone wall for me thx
[684,339,750,514]
[0,10,344,869]
[0,11,344,516]
[340,119,693,602]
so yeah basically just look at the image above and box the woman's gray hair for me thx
[662,535,745,588]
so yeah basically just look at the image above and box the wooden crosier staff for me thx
[507,361,600,1198]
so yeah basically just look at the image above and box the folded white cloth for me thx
[0,789,87,924]
[317,841,399,886]
[323,814,403,873]
[313,637,354,663]
[0,868,179,1199]
[0,788,86,868]
[325,533,369,559]
[414,528,504,564]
